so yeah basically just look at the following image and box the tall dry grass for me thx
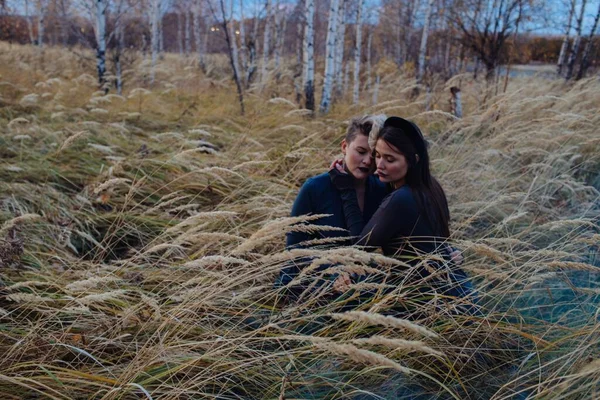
[0,42,598,399]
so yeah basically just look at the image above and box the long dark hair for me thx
[377,117,450,238]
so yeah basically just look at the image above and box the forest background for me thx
[0,0,599,398]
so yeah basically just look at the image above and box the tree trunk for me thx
[193,5,205,69]
[25,0,35,45]
[37,1,46,48]
[557,0,576,76]
[372,74,380,105]
[319,0,340,114]
[95,0,107,91]
[185,10,191,55]
[417,0,435,85]
[303,0,315,111]
[576,1,600,80]
[565,0,587,80]
[333,0,346,97]
[260,0,272,86]
[229,0,242,82]
[352,0,364,104]
[219,0,245,114]
[177,11,184,55]
[450,86,462,118]
[150,0,161,83]
[158,14,164,57]
[366,26,372,91]
[274,0,287,80]
[115,23,124,95]
[239,0,248,82]
[402,0,419,65]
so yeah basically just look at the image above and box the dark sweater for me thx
[285,172,388,248]
[277,172,388,289]
[341,185,446,259]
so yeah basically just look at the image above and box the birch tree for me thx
[95,0,108,90]
[274,1,288,79]
[416,0,435,85]
[229,0,242,84]
[185,8,191,54]
[206,0,246,113]
[150,0,161,83]
[303,0,315,111]
[260,0,272,86]
[333,0,346,97]
[177,10,184,55]
[238,0,248,81]
[36,0,49,47]
[192,1,205,70]
[352,0,364,104]
[557,0,576,76]
[25,0,35,44]
[565,0,587,80]
[320,0,341,114]
[576,1,600,80]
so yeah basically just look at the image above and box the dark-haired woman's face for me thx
[374,139,408,188]
[341,135,374,181]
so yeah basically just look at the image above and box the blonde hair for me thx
[344,114,387,149]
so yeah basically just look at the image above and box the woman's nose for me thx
[376,159,384,169]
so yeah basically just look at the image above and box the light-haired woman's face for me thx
[341,134,374,181]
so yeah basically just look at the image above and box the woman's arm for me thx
[330,168,418,248]
[285,179,316,249]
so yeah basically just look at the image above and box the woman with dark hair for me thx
[329,116,476,301]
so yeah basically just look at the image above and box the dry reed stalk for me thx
[330,311,438,338]
[351,336,443,356]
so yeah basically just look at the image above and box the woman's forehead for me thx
[350,135,370,148]
[376,139,401,155]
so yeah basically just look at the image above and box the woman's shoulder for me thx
[387,185,418,209]
[299,172,333,193]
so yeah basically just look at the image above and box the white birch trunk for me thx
[260,0,273,86]
[352,0,364,104]
[239,0,248,80]
[417,0,435,84]
[274,4,287,76]
[37,0,47,47]
[303,0,315,110]
[193,4,204,69]
[185,9,191,55]
[366,26,372,91]
[274,0,282,72]
[576,1,600,79]
[333,0,346,96]
[565,0,587,80]
[150,0,161,83]
[557,0,576,76]
[319,0,340,114]
[25,0,35,45]
[230,0,242,80]
[95,0,107,90]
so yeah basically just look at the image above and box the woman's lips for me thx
[376,171,387,177]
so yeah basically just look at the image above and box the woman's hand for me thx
[449,248,464,265]
[332,272,352,293]
[329,160,354,191]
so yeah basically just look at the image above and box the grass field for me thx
[0,43,599,399]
